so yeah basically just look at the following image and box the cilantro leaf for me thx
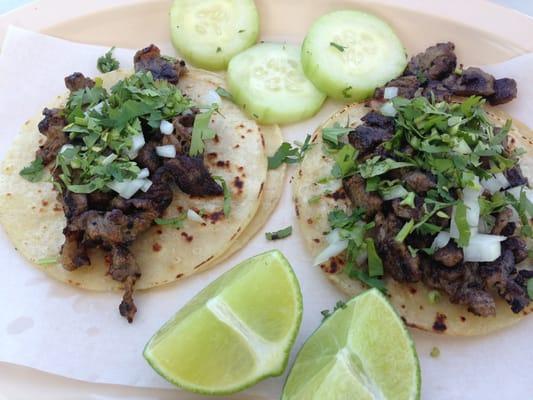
[155,214,187,229]
[321,300,347,320]
[215,87,234,102]
[265,226,293,241]
[322,123,351,146]
[454,201,471,247]
[366,238,383,277]
[213,176,232,217]
[20,158,45,182]
[346,262,387,292]
[97,47,120,73]
[268,135,313,169]
[395,219,415,243]
[358,157,413,179]
[190,108,216,156]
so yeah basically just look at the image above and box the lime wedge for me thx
[143,250,303,395]
[282,289,420,400]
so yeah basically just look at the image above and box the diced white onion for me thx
[494,173,510,189]
[126,133,145,159]
[156,145,176,158]
[187,209,204,223]
[381,185,408,201]
[203,89,222,106]
[92,102,104,114]
[60,144,74,154]
[356,250,368,267]
[463,186,482,228]
[508,206,520,223]
[481,176,504,194]
[140,179,152,193]
[431,231,451,250]
[101,153,117,165]
[137,168,150,179]
[313,240,349,266]
[506,185,533,203]
[107,179,146,199]
[383,87,399,100]
[380,101,397,117]
[450,205,478,239]
[160,120,174,135]
[463,234,506,262]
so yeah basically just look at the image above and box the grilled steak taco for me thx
[0,45,281,322]
[294,43,532,335]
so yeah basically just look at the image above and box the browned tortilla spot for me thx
[433,313,448,332]
[206,152,218,160]
[41,200,49,206]
[181,232,193,242]
[152,243,162,252]
[176,273,184,279]
[313,238,320,243]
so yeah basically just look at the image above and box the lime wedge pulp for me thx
[282,289,420,400]
[143,250,303,395]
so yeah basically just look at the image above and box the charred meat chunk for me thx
[448,67,495,97]
[60,229,90,271]
[64,72,95,92]
[503,236,529,264]
[491,208,514,235]
[62,191,88,221]
[405,42,457,80]
[375,213,421,282]
[87,191,115,211]
[423,80,453,102]
[404,171,436,193]
[343,175,383,218]
[36,108,68,165]
[391,196,424,220]
[134,44,187,84]
[374,76,421,100]
[165,156,223,197]
[119,275,139,323]
[433,241,463,267]
[361,111,395,132]
[135,142,162,174]
[504,165,528,187]
[348,125,393,155]
[488,78,517,106]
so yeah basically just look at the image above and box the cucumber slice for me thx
[227,43,327,125]
[301,10,407,102]
[170,0,259,71]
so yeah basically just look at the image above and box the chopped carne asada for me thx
[321,43,532,318]
[23,45,223,322]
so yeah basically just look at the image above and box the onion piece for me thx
[463,234,506,262]
[380,101,397,117]
[101,153,117,165]
[60,144,74,154]
[506,185,533,203]
[126,133,145,159]
[156,145,177,158]
[140,179,153,193]
[431,231,451,250]
[481,176,504,194]
[160,120,174,135]
[107,179,146,199]
[383,87,398,100]
[494,173,510,189]
[463,186,482,227]
[138,168,150,179]
[313,240,348,266]
[187,209,204,223]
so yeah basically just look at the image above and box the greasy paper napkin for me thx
[0,26,532,399]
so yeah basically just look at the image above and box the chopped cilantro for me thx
[321,300,347,320]
[454,201,471,247]
[528,278,533,300]
[20,158,44,182]
[358,157,413,179]
[330,42,347,52]
[430,347,440,358]
[366,238,383,277]
[215,87,234,102]
[322,123,351,146]
[213,176,231,217]
[265,226,293,240]
[331,144,358,178]
[36,256,59,265]
[400,192,416,208]
[97,47,120,73]
[155,214,187,229]
[346,262,387,292]
[395,219,414,243]
[268,135,312,169]
[428,290,441,304]
[190,107,217,156]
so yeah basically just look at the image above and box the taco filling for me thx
[19,45,227,322]
[310,43,532,319]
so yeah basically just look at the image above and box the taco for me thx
[0,45,282,322]
[294,43,532,336]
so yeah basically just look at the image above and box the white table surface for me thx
[1,0,533,15]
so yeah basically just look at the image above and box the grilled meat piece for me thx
[448,67,495,97]
[480,250,529,313]
[405,42,457,80]
[60,229,90,271]
[423,80,453,102]
[343,175,383,219]
[374,76,421,100]
[119,275,138,323]
[134,44,187,84]
[433,241,463,267]
[64,72,95,92]
[62,191,88,221]
[348,126,393,155]
[165,155,223,196]
[375,213,421,282]
[87,191,115,211]
[36,108,68,165]
[135,142,162,174]
[503,236,529,264]
[361,111,395,132]
[488,78,517,106]
[404,171,436,193]
[504,165,529,187]
[391,196,424,220]
[110,245,140,283]
[491,208,514,235]
[451,284,497,317]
